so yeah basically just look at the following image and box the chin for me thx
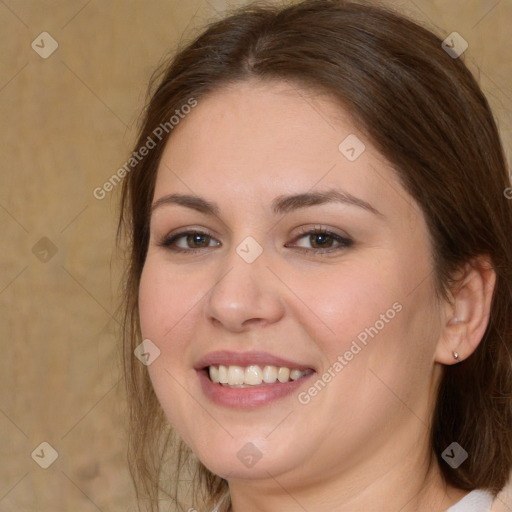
[191,436,303,481]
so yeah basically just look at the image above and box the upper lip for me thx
[194,351,315,372]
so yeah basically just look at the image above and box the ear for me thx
[435,255,496,365]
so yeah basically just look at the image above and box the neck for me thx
[226,435,467,512]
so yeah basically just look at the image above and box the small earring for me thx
[453,351,459,360]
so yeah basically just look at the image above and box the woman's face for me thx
[139,80,444,485]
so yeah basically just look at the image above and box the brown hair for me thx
[119,1,512,510]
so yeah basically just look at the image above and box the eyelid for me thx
[158,224,353,254]
[293,224,351,240]
[158,228,220,251]
[287,225,353,254]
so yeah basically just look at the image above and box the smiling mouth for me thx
[207,364,314,387]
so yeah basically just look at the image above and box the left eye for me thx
[288,229,353,252]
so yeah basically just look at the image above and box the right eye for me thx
[159,230,221,253]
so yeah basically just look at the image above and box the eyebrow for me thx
[151,188,383,217]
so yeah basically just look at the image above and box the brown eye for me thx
[185,233,212,248]
[290,228,353,254]
[160,230,221,252]
[309,232,336,249]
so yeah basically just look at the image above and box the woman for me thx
[119,1,512,510]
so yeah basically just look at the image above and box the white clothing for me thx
[447,489,494,512]
[209,488,494,511]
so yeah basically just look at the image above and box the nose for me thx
[203,250,285,333]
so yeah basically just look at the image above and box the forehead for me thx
[154,80,416,224]
[159,80,350,171]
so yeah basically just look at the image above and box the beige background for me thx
[0,0,511,510]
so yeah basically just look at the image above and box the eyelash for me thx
[158,226,353,256]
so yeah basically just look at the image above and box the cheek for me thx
[296,260,439,446]
[138,259,207,446]
[138,257,205,345]
[293,258,401,352]
[301,250,439,391]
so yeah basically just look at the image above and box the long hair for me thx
[118,1,512,510]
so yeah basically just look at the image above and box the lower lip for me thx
[197,369,316,409]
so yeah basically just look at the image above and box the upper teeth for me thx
[208,365,311,387]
